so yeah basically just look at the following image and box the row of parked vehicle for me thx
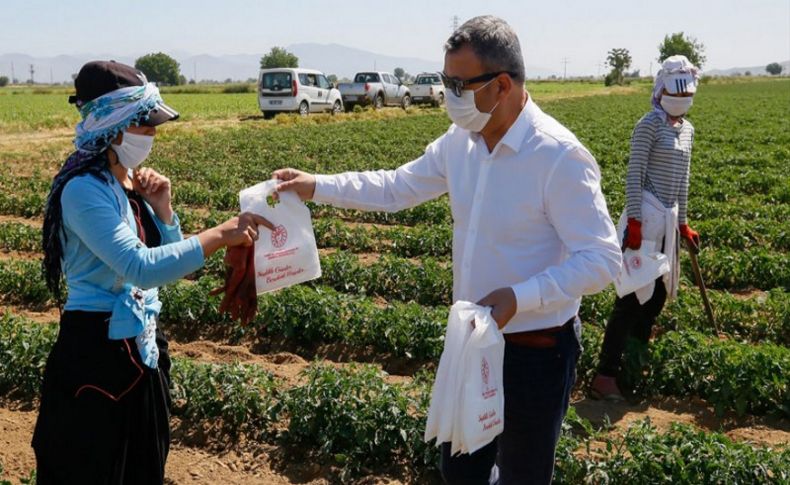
[257,68,445,117]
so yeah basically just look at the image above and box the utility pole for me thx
[193,62,197,82]
[649,61,653,77]
[50,66,54,85]
[11,62,15,84]
[29,64,35,84]
[597,61,605,78]
[561,57,569,80]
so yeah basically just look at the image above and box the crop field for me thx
[0,79,788,484]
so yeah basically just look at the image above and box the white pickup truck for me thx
[338,72,411,111]
[410,72,445,107]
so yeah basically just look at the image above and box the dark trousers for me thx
[597,277,667,377]
[439,320,581,485]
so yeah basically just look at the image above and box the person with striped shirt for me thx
[591,55,701,401]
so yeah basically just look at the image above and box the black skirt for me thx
[32,310,172,485]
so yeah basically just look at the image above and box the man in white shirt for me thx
[273,15,621,485]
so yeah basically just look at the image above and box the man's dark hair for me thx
[445,15,526,83]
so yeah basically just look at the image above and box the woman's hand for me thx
[219,212,275,247]
[132,168,173,224]
[198,212,274,258]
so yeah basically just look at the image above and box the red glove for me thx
[679,223,700,249]
[623,218,642,250]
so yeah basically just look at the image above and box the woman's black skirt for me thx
[32,310,172,485]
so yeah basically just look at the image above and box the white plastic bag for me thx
[239,180,322,294]
[425,302,505,456]
[454,306,505,455]
[613,240,670,298]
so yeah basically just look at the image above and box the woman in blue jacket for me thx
[32,61,271,484]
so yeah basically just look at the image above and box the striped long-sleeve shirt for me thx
[626,110,694,224]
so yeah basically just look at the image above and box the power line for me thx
[561,57,570,80]
[29,64,35,84]
[451,15,460,31]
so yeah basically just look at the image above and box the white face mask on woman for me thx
[112,131,154,169]
[660,95,693,117]
[445,79,500,132]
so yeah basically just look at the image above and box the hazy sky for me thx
[2,0,788,75]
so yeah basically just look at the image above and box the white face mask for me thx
[445,79,500,132]
[660,95,693,117]
[111,131,154,169]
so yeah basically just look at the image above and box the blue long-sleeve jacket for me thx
[60,171,205,339]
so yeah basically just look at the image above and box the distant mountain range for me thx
[705,60,789,77]
[0,43,556,83]
[1,46,785,83]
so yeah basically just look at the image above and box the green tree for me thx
[394,67,406,80]
[766,63,783,75]
[606,48,632,86]
[658,32,706,68]
[0,76,8,87]
[260,47,299,69]
[327,74,338,84]
[135,52,182,85]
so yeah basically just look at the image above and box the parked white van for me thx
[258,68,343,118]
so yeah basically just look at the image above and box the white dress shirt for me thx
[313,96,622,333]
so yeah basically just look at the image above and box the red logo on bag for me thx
[630,255,642,270]
[271,225,288,248]
[481,357,490,386]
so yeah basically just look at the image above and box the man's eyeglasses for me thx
[440,71,516,97]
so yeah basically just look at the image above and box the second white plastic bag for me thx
[452,306,505,455]
[425,301,505,456]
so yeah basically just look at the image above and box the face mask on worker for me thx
[111,131,154,169]
[660,95,693,117]
[445,79,501,132]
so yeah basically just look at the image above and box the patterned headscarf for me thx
[42,83,164,303]
[652,55,700,121]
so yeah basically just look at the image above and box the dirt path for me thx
[169,339,414,386]
[0,406,334,485]
[0,215,41,226]
[0,305,59,324]
[574,395,790,447]
[170,340,310,385]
